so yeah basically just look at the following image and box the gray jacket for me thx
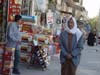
[60,30,83,67]
[6,22,21,50]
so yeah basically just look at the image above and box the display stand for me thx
[19,16,34,64]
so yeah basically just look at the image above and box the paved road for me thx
[77,45,100,75]
[13,45,100,75]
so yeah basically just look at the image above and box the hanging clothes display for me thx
[40,13,46,27]
[35,0,48,12]
[21,0,31,15]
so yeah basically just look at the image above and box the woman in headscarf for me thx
[59,16,84,75]
[87,31,96,46]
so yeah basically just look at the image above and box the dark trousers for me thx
[14,50,20,69]
[61,60,76,75]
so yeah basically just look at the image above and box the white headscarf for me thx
[66,16,83,42]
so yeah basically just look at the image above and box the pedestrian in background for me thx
[87,31,96,46]
[6,15,22,74]
[59,16,84,75]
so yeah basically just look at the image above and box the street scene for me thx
[17,44,100,75]
[0,0,100,75]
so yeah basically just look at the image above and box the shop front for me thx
[0,0,62,75]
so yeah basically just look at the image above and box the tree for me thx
[89,16,98,31]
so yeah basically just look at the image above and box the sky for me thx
[83,0,100,18]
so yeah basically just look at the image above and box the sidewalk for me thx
[13,45,100,75]
[77,45,100,75]
[15,56,61,75]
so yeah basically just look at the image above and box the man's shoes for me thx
[13,68,20,75]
